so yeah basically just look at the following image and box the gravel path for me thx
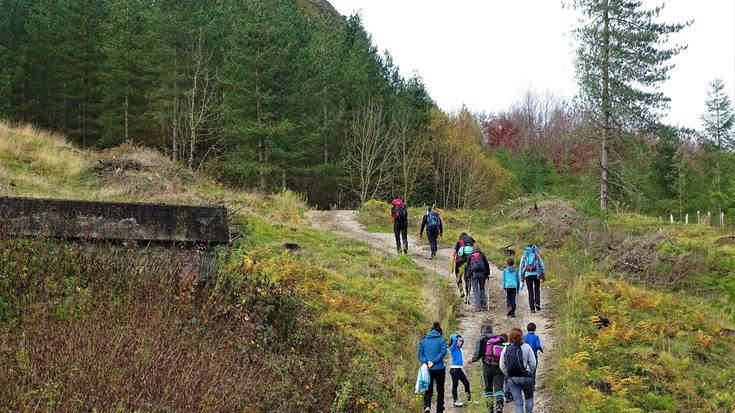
[308,210,555,412]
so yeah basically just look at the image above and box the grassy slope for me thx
[358,198,735,412]
[0,122,453,411]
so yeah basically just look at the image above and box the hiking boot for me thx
[453,400,464,407]
[510,312,516,318]
[423,408,430,413]
[536,305,541,311]
[467,393,471,402]
[531,308,536,313]
[403,248,408,254]
[506,310,512,316]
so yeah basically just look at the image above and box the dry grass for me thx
[0,122,90,178]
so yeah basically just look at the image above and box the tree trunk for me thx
[256,68,266,189]
[323,100,328,164]
[600,0,611,210]
[124,94,129,141]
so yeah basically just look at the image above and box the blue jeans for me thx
[507,376,535,412]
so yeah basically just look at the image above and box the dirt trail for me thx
[308,211,554,412]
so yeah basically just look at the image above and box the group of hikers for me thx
[389,199,548,412]
[390,198,547,314]
[417,321,543,412]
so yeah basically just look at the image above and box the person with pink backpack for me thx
[471,323,508,413]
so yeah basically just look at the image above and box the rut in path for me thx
[308,211,555,413]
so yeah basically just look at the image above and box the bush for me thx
[0,237,384,412]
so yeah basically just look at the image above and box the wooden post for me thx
[708,211,711,226]
[670,214,674,224]
[659,216,662,223]
[697,210,700,224]
[720,211,725,228]
[685,214,688,225]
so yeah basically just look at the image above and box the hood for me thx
[450,334,463,348]
[506,267,517,273]
[524,246,535,256]
[391,198,404,206]
[426,329,443,339]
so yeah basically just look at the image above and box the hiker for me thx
[417,322,447,413]
[524,323,543,378]
[452,232,475,301]
[519,245,546,313]
[471,323,507,413]
[500,328,537,413]
[390,198,409,254]
[502,258,523,317]
[469,246,490,311]
[419,206,443,259]
[449,333,471,407]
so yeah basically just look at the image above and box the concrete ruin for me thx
[0,196,229,245]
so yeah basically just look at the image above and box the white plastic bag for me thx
[414,363,430,393]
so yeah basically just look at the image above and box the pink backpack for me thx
[482,335,506,366]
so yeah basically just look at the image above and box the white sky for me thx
[329,0,735,130]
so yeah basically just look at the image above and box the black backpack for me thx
[504,344,529,377]
[394,205,407,222]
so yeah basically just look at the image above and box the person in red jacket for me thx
[390,198,409,253]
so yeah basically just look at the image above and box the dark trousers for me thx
[454,257,467,296]
[482,364,505,409]
[393,222,408,252]
[427,226,439,256]
[471,273,487,309]
[450,368,470,401]
[526,277,541,310]
[505,288,517,314]
[424,368,445,412]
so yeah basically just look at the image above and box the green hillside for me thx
[0,122,454,411]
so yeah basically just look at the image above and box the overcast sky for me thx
[329,0,735,130]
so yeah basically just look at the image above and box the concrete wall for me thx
[0,196,229,245]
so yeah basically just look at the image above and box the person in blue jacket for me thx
[519,245,546,313]
[524,322,544,378]
[418,322,448,413]
[449,333,471,407]
[502,258,523,317]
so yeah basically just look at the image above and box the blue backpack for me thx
[427,211,440,228]
[523,247,538,273]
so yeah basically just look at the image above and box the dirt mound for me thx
[510,198,580,247]
[86,143,215,205]
[611,232,673,274]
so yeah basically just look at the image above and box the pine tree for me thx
[701,78,735,215]
[99,0,151,146]
[221,0,306,190]
[63,0,106,145]
[571,0,689,209]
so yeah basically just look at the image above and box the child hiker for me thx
[502,258,522,317]
[449,333,471,407]
[524,322,544,378]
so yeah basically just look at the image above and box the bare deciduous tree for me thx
[343,100,394,203]
[183,29,220,172]
[391,107,426,201]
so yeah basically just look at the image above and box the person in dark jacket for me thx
[468,246,491,311]
[420,206,443,259]
[471,323,508,413]
[417,322,448,413]
[452,232,476,301]
[390,198,409,253]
